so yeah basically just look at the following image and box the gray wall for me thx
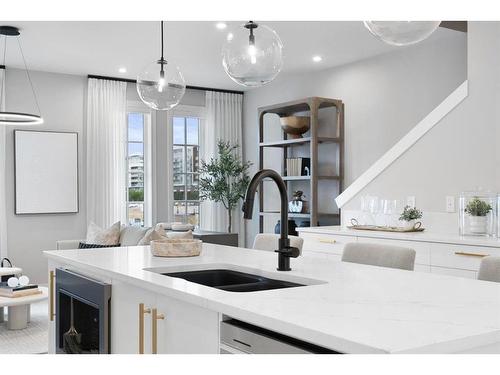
[4,69,87,283]
[242,33,467,246]
[342,22,500,213]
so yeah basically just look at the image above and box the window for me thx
[173,116,200,225]
[127,112,146,226]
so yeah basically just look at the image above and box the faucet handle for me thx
[288,246,301,258]
[276,246,300,258]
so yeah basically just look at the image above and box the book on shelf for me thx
[0,283,40,298]
[286,157,311,176]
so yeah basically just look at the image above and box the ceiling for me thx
[0,21,463,91]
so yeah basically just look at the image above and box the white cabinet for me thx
[430,266,477,279]
[299,229,500,279]
[47,260,59,354]
[111,280,219,354]
[154,294,219,354]
[111,280,156,354]
[430,243,498,271]
[300,232,353,257]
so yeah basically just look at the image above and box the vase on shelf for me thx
[288,190,308,214]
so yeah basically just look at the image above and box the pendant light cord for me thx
[160,21,164,61]
[17,36,42,116]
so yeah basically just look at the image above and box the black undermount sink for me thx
[163,269,305,292]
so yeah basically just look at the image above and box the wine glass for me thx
[382,199,398,227]
[368,196,380,225]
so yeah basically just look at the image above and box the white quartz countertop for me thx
[44,244,500,354]
[297,225,500,248]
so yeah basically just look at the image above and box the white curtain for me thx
[0,68,7,259]
[200,91,244,243]
[86,78,127,228]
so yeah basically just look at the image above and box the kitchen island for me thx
[44,243,500,354]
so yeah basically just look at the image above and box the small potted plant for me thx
[399,206,423,229]
[464,197,492,234]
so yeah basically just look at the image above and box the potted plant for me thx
[398,206,423,229]
[464,197,492,234]
[199,140,252,233]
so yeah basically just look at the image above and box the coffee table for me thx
[0,287,48,330]
[0,267,23,324]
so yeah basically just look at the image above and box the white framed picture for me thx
[14,130,79,214]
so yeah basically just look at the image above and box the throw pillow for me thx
[120,226,150,246]
[78,242,121,249]
[85,221,121,245]
[138,227,167,245]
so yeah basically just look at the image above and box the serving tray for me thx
[348,219,425,233]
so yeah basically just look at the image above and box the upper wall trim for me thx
[335,80,469,209]
[87,74,244,95]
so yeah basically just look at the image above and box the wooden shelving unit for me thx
[258,97,345,233]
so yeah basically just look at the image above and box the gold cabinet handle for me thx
[454,251,489,258]
[49,271,55,321]
[139,303,151,354]
[151,308,165,354]
[319,239,337,244]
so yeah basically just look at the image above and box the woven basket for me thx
[150,239,202,257]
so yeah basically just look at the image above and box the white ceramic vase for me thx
[402,219,416,230]
[469,215,487,234]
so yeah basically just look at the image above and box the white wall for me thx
[342,23,500,226]
[4,69,87,283]
[242,32,467,246]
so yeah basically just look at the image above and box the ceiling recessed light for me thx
[118,67,127,73]
[312,56,322,62]
[216,22,227,30]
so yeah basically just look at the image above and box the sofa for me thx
[56,226,239,250]
[56,225,151,250]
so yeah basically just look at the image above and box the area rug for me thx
[0,299,48,354]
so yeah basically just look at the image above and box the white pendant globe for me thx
[363,21,441,46]
[222,22,283,87]
[136,60,186,110]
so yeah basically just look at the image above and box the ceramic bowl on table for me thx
[279,116,310,139]
[150,239,202,257]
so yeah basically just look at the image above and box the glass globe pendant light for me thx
[0,26,43,125]
[136,21,185,110]
[363,21,441,46]
[222,21,283,87]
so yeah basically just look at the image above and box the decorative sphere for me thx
[136,60,186,110]
[7,277,18,288]
[222,22,283,87]
[18,275,30,286]
[363,21,441,46]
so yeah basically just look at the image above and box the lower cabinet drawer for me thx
[300,233,353,256]
[431,266,477,279]
[302,250,341,262]
[355,237,431,266]
[430,243,499,271]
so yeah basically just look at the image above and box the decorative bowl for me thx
[279,116,310,139]
[150,239,202,257]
